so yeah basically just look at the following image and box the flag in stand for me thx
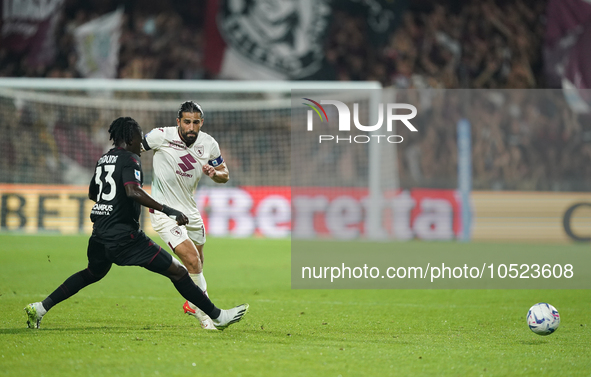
[73,8,124,78]
[0,0,65,67]
[204,0,331,80]
[544,0,591,112]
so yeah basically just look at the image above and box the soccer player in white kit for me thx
[142,101,229,330]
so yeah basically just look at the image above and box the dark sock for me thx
[42,268,102,311]
[173,273,221,319]
[41,297,55,311]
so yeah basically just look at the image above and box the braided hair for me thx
[177,101,204,119]
[108,117,141,146]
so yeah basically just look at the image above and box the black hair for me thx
[177,100,204,119]
[108,117,141,146]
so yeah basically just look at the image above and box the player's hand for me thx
[161,204,189,226]
[202,164,216,178]
[175,213,189,226]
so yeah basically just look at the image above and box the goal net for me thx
[0,79,385,237]
[0,79,293,187]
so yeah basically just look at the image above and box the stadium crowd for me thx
[1,0,547,88]
[395,90,591,191]
[295,89,591,192]
[328,0,546,89]
[0,0,206,80]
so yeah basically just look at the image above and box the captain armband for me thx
[208,155,224,167]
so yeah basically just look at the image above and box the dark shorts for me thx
[87,230,173,274]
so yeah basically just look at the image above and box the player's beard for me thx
[181,130,198,145]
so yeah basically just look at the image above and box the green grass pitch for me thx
[1,234,590,376]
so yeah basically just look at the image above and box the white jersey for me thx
[143,126,223,219]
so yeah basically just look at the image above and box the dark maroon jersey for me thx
[89,147,143,240]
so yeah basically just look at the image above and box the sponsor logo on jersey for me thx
[90,203,114,216]
[171,226,182,237]
[195,145,204,157]
[178,154,197,172]
[169,140,186,150]
[134,169,141,181]
[175,170,193,178]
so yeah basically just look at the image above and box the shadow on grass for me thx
[0,326,134,334]
[237,328,413,345]
[519,339,550,345]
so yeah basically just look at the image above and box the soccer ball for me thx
[527,303,560,335]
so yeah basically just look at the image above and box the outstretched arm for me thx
[124,183,188,225]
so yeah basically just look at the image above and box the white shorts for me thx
[149,210,206,250]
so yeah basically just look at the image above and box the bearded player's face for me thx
[177,111,203,146]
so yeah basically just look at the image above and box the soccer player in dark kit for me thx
[24,117,248,330]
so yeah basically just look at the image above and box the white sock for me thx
[190,272,208,296]
[35,302,47,316]
[188,272,209,312]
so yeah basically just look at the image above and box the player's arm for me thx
[204,142,229,183]
[142,127,166,152]
[202,162,229,184]
[88,169,99,202]
[124,183,189,226]
[121,155,187,225]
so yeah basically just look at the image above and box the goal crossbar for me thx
[0,78,381,92]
